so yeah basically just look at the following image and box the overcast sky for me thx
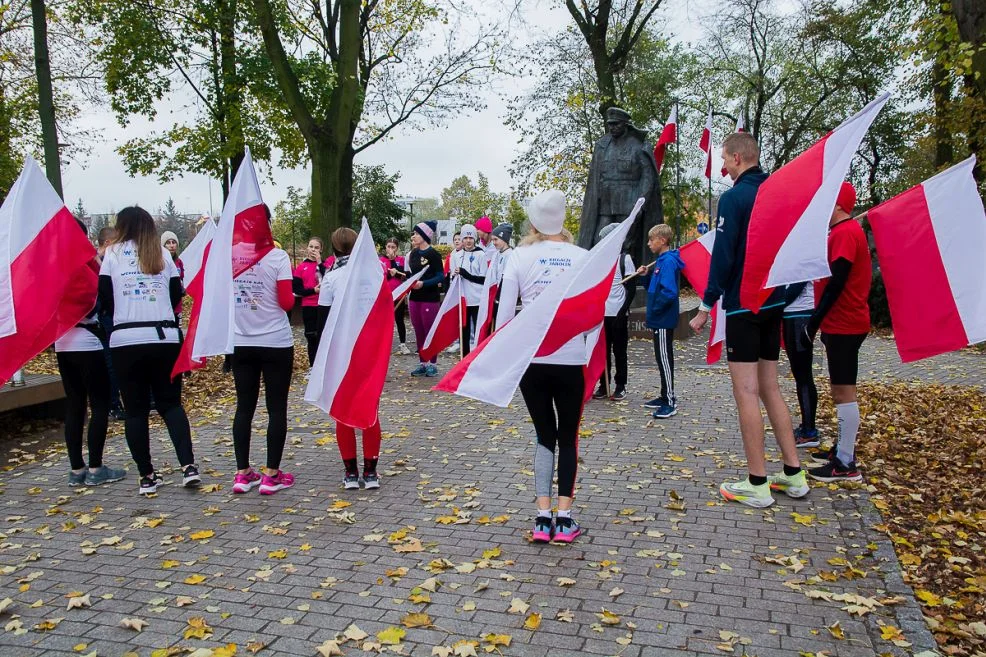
[61,2,709,217]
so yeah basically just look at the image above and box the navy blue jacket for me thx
[702,167,785,314]
[644,249,684,330]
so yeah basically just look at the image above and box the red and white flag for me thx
[392,266,428,303]
[653,107,677,173]
[474,259,502,345]
[740,93,889,312]
[178,217,216,285]
[435,198,645,407]
[699,105,713,179]
[305,219,393,428]
[173,147,272,377]
[679,231,725,364]
[0,158,99,384]
[420,274,466,361]
[582,324,608,402]
[869,155,986,362]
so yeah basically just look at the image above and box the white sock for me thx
[557,509,572,519]
[835,402,860,465]
[537,509,552,519]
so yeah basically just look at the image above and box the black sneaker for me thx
[809,444,836,464]
[182,465,202,488]
[592,385,607,399]
[362,472,380,489]
[612,386,627,400]
[808,457,862,483]
[343,473,360,490]
[139,476,158,495]
[532,515,553,543]
[109,408,127,422]
[642,397,666,409]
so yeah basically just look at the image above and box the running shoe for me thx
[612,386,627,401]
[552,516,582,544]
[68,470,87,486]
[182,464,202,488]
[425,364,439,377]
[809,444,836,464]
[343,473,361,490]
[445,341,460,354]
[642,396,666,409]
[233,470,262,494]
[808,458,862,483]
[794,426,821,448]
[592,384,607,399]
[138,475,158,495]
[410,364,428,377]
[259,470,294,495]
[532,515,553,543]
[85,465,127,486]
[398,343,411,355]
[767,469,810,498]
[719,479,775,508]
[109,407,127,422]
[362,472,380,489]
[652,402,677,419]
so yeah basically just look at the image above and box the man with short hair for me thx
[689,132,808,508]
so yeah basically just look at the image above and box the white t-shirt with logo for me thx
[605,254,635,316]
[496,240,589,366]
[450,247,488,306]
[100,241,181,347]
[55,318,103,352]
[233,249,294,348]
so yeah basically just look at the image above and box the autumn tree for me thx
[439,173,506,225]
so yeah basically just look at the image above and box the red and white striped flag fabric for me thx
[435,198,645,407]
[420,274,466,361]
[869,155,986,362]
[0,158,99,384]
[177,217,216,285]
[474,261,501,345]
[654,107,677,173]
[173,147,272,377]
[740,93,889,312]
[392,266,428,303]
[305,219,394,428]
[679,231,725,364]
[582,324,608,402]
[699,106,713,179]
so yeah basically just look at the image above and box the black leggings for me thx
[302,306,320,366]
[783,316,817,430]
[111,343,194,477]
[461,305,479,356]
[395,300,407,343]
[56,350,110,470]
[520,363,584,499]
[601,312,629,387]
[232,346,294,471]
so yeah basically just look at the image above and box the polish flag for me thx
[178,217,217,285]
[582,324,608,402]
[699,106,713,179]
[679,231,725,364]
[0,158,99,384]
[721,112,746,177]
[474,259,502,345]
[740,93,889,312]
[392,266,428,303]
[420,274,466,361]
[435,198,645,407]
[173,147,272,377]
[305,219,393,428]
[868,155,986,362]
[654,107,677,173]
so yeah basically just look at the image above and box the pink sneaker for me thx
[233,470,261,494]
[259,470,294,495]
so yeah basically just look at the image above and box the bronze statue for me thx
[578,107,663,268]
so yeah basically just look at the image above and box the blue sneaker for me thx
[68,470,87,486]
[642,396,667,409]
[794,426,820,448]
[410,364,428,377]
[552,516,582,544]
[424,364,439,377]
[652,402,677,419]
[85,465,127,486]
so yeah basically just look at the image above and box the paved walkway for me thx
[1,329,974,657]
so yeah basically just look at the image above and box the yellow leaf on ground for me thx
[827,621,845,640]
[184,574,207,585]
[791,512,816,526]
[482,546,502,560]
[524,612,542,631]
[161,560,180,569]
[377,626,406,645]
[330,500,352,510]
[915,589,942,607]
[482,633,512,647]
[189,530,215,540]
[268,549,287,560]
[184,616,213,640]
[401,612,433,628]
[598,609,621,625]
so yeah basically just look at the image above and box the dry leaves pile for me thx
[850,382,985,657]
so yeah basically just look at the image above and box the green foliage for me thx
[439,173,506,225]
[504,197,528,239]
[352,165,405,243]
[271,186,312,257]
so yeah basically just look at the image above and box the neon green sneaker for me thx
[720,478,774,508]
[768,469,810,499]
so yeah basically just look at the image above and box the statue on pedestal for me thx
[577,107,663,268]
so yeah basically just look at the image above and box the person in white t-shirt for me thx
[55,218,127,488]
[450,224,488,355]
[592,223,635,401]
[495,189,589,545]
[98,207,199,496]
[230,245,297,496]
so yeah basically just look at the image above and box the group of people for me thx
[34,130,871,546]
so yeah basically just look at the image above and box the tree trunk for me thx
[30,0,62,197]
[310,139,342,239]
[339,143,355,227]
[931,58,953,168]
[218,0,245,189]
[952,0,985,181]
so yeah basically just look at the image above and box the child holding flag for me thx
[593,223,635,401]
[639,224,683,417]
[451,224,488,355]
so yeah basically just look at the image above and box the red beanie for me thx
[475,216,493,233]
[836,181,856,214]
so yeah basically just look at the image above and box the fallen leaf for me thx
[343,624,368,641]
[184,574,207,585]
[507,598,530,614]
[598,609,620,625]
[377,626,406,645]
[401,612,433,628]
[557,577,577,587]
[66,594,91,610]
[120,617,149,632]
[189,530,215,540]
[316,640,343,657]
[524,612,542,631]
[184,616,213,640]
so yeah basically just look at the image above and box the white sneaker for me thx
[445,341,460,354]
[398,343,411,355]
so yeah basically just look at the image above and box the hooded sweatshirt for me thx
[645,249,685,330]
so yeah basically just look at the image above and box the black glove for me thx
[805,318,819,343]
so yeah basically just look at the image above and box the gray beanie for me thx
[492,223,513,243]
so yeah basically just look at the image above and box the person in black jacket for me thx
[689,132,806,509]
[407,221,445,376]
